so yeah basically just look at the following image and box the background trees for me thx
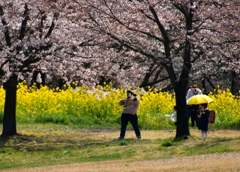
[63,0,239,137]
[1,0,239,138]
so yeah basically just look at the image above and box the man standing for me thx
[186,85,202,127]
[118,90,141,140]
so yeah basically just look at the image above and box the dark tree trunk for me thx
[31,70,46,89]
[231,70,237,95]
[150,2,193,139]
[201,75,207,94]
[173,2,193,139]
[139,71,152,89]
[174,39,191,138]
[175,80,190,138]
[58,78,66,89]
[1,74,18,137]
[98,76,112,87]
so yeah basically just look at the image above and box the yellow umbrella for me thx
[187,95,214,105]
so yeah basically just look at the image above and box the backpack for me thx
[209,110,216,123]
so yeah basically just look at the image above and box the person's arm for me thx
[186,89,192,99]
[124,98,140,106]
[119,99,127,106]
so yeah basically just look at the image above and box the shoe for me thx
[137,136,141,139]
[118,137,124,140]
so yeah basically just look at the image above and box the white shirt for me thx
[186,88,202,99]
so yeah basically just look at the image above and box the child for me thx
[165,106,177,126]
[198,103,210,138]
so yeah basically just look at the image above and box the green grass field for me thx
[0,85,240,171]
[1,123,240,171]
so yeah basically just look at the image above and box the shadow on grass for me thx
[173,135,190,142]
[0,133,38,151]
[0,133,125,152]
[0,137,9,148]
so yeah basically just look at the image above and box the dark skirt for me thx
[198,110,210,131]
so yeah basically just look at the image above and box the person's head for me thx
[192,85,198,90]
[127,89,136,98]
[200,103,208,109]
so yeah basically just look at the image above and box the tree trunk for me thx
[175,81,190,138]
[201,75,207,94]
[174,40,191,138]
[173,2,193,139]
[1,74,18,137]
[231,70,237,95]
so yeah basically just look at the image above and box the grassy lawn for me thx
[0,123,240,171]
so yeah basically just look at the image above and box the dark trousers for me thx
[120,113,141,138]
[187,105,200,127]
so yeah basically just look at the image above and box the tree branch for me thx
[19,56,41,71]
[45,13,58,38]
[138,9,156,22]
[38,9,46,39]
[148,5,176,88]
[0,5,11,46]
[149,5,171,48]
[106,32,156,61]
[19,4,30,40]
[89,2,165,43]
[146,76,169,87]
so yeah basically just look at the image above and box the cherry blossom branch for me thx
[0,5,11,47]
[19,4,30,40]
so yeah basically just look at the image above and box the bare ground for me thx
[3,152,240,172]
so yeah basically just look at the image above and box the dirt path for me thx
[3,152,240,172]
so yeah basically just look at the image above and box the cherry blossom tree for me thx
[65,0,240,138]
[0,0,150,137]
[185,1,240,94]
[1,0,239,139]
[0,0,59,137]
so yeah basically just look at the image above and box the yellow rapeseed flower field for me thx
[0,83,239,129]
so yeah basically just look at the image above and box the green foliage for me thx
[119,140,129,146]
[0,149,7,153]
[161,139,179,147]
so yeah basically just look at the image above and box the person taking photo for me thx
[118,89,141,140]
